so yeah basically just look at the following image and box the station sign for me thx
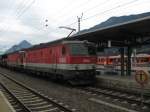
[135,70,149,86]
[135,70,149,108]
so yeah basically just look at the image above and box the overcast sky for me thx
[0,0,150,51]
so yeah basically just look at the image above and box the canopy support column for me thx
[120,48,125,76]
[126,46,132,76]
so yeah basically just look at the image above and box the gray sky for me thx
[0,0,150,51]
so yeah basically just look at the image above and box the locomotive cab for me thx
[61,40,97,84]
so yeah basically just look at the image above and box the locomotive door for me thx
[52,48,57,72]
[19,51,26,66]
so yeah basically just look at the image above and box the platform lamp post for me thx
[59,26,76,38]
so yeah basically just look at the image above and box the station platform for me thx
[96,74,150,94]
[0,91,15,112]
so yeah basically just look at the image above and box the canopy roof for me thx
[70,16,150,46]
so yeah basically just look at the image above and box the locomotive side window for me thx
[69,43,96,55]
[62,46,66,55]
[69,44,88,55]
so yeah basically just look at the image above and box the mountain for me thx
[5,40,32,54]
[90,12,150,30]
[79,12,150,34]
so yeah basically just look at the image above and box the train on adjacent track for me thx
[0,39,97,85]
[97,54,150,66]
[96,54,150,74]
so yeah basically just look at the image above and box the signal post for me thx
[135,70,149,109]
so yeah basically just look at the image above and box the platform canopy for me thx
[70,16,150,47]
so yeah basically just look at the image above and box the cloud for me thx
[0,0,150,52]
[0,19,38,35]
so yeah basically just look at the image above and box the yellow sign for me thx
[135,70,149,86]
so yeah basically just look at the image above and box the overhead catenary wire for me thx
[0,0,145,40]
[82,0,110,14]
[16,0,50,34]
[0,0,54,48]
[14,0,29,17]
[56,0,92,20]
[0,0,32,33]
[44,0,93,30]
[83,0,139,21]
[65,0,139,27]
[0,0,15,25]
[56,0,110,26]
[0,0,18,33]
[0,0,36,36]
[16,0,35,19]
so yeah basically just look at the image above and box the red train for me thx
[97,54,150,73]
[0,39,96,85]
[97,54,150,66]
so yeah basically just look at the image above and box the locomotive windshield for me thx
[69,43,96,55]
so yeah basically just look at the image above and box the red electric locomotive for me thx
[6,39,96,85]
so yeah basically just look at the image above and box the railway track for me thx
[0,72,77,112]
[78,86,150,111]
[0,68,150,112]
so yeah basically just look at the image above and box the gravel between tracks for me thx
[0,67,129,112]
